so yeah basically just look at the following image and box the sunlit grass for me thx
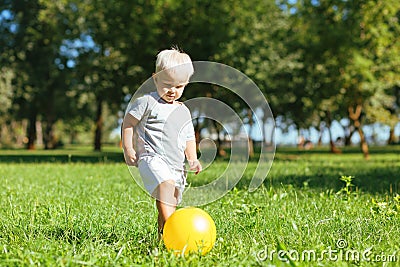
[0,146,399,266]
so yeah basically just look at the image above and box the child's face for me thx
[153,70,189,103]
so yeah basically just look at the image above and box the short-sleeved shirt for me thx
[127,91,195,171]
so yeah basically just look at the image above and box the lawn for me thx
[0,146,399,266]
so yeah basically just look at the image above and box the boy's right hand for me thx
[124,149,138,167]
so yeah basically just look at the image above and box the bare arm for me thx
[122,114,139,166]
[185,140,202,174]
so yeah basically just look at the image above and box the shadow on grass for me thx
[235,146,400,195]
[44,224,157,252]
[269,167,399,195]
[235,163,400,195]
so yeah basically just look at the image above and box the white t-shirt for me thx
[127,92,195,170]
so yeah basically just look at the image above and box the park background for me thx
[1,0,399,156]
[1,0,400,266]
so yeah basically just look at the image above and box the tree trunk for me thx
[27,110,37,150]
[348,105,369,159]
[387,126,396,145]
[36,120,43,147]
[94,99,103,151]
[318,122,324,147]
[247,109,254,158]
[326,111,341,154]
[194,117,201,152]
[212,120,226,157]
[44,119,56,149]
[268,120,275,147]
[297,128,304,149]
[344,128,355,146]
[339,121,356,146]
[18,120,28,147]
[358,127,369,159]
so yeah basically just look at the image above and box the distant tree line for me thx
[0,0,399,158]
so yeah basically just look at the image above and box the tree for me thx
[283,0,400,157]
[68,0,166,150]
[214,0,300,155]
[338,0,400,158]
[4,0,80,149]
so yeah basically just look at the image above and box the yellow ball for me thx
[163,207,216,255]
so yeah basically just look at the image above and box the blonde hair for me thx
[155,47,194,78]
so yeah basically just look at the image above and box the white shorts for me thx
[138,154,186,204]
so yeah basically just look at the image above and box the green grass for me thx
[0,146,399,266]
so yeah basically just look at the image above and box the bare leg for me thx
[153,180,179,238]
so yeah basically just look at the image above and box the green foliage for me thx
[1,0,400,150]
[336,175,356,200]
[279,0,400,136]
[370,194,400,218]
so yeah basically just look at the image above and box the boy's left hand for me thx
[188,159,202,175]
